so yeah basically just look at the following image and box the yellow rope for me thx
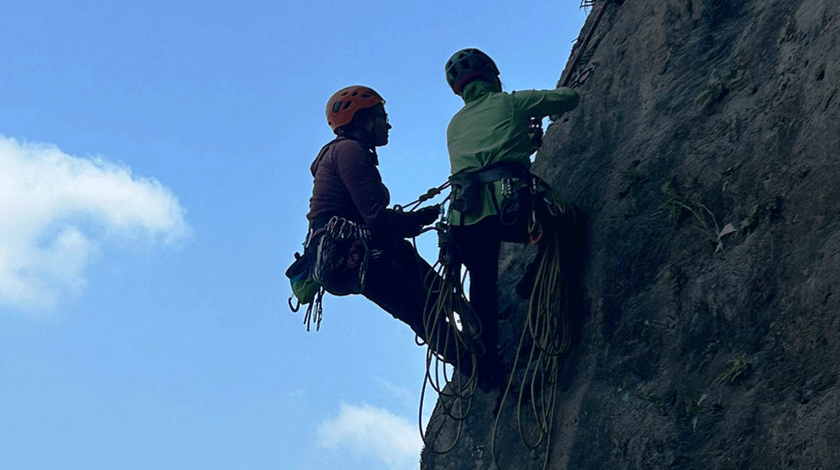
[418,260,483,454]
[491,196,574,470]
[419,186,580,469]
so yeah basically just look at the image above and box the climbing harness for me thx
[285,216,381,331]
[448,160,533,225]
[448,160,555,249]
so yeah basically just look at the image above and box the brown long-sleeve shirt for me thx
[307,137,390,230]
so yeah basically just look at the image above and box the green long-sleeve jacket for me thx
[446,80,580,225]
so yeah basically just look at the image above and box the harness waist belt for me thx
[448,160,532,186]
[447,161,533,218]
[308,214,365,232]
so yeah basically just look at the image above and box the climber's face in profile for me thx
[369,104,391,147]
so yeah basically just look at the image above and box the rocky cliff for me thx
[421,0,840,468]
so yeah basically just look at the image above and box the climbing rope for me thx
[485,185,574,470]
[417,277,476,453]
[416,216,489,454]
[394,181,451,213]
[412,186,578,467]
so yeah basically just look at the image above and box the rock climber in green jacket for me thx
[444,48,580,383]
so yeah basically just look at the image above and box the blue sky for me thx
[0,2,587,469]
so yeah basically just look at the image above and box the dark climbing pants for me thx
[450,201,533,370]
[362,239,444,347]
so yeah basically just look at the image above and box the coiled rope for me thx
[393,186,484,453]
[417,224,489,453]
[490,192,576,470]
[409,182,579,469]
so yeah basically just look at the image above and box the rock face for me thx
[421,0,840,468]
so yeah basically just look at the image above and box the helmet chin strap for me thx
[339,125,378,150]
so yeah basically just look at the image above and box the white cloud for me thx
[0,135,190,311]
[374,376,415,408]
[317,402,421,470]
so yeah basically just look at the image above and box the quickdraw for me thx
[527,176,563,245]
[567,62,598,88]
[499,178,522,226]
[561,0,622,89]
[302,287,325,332]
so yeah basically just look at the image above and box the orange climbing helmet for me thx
[325,85,385,131]
[445,48,500,95]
